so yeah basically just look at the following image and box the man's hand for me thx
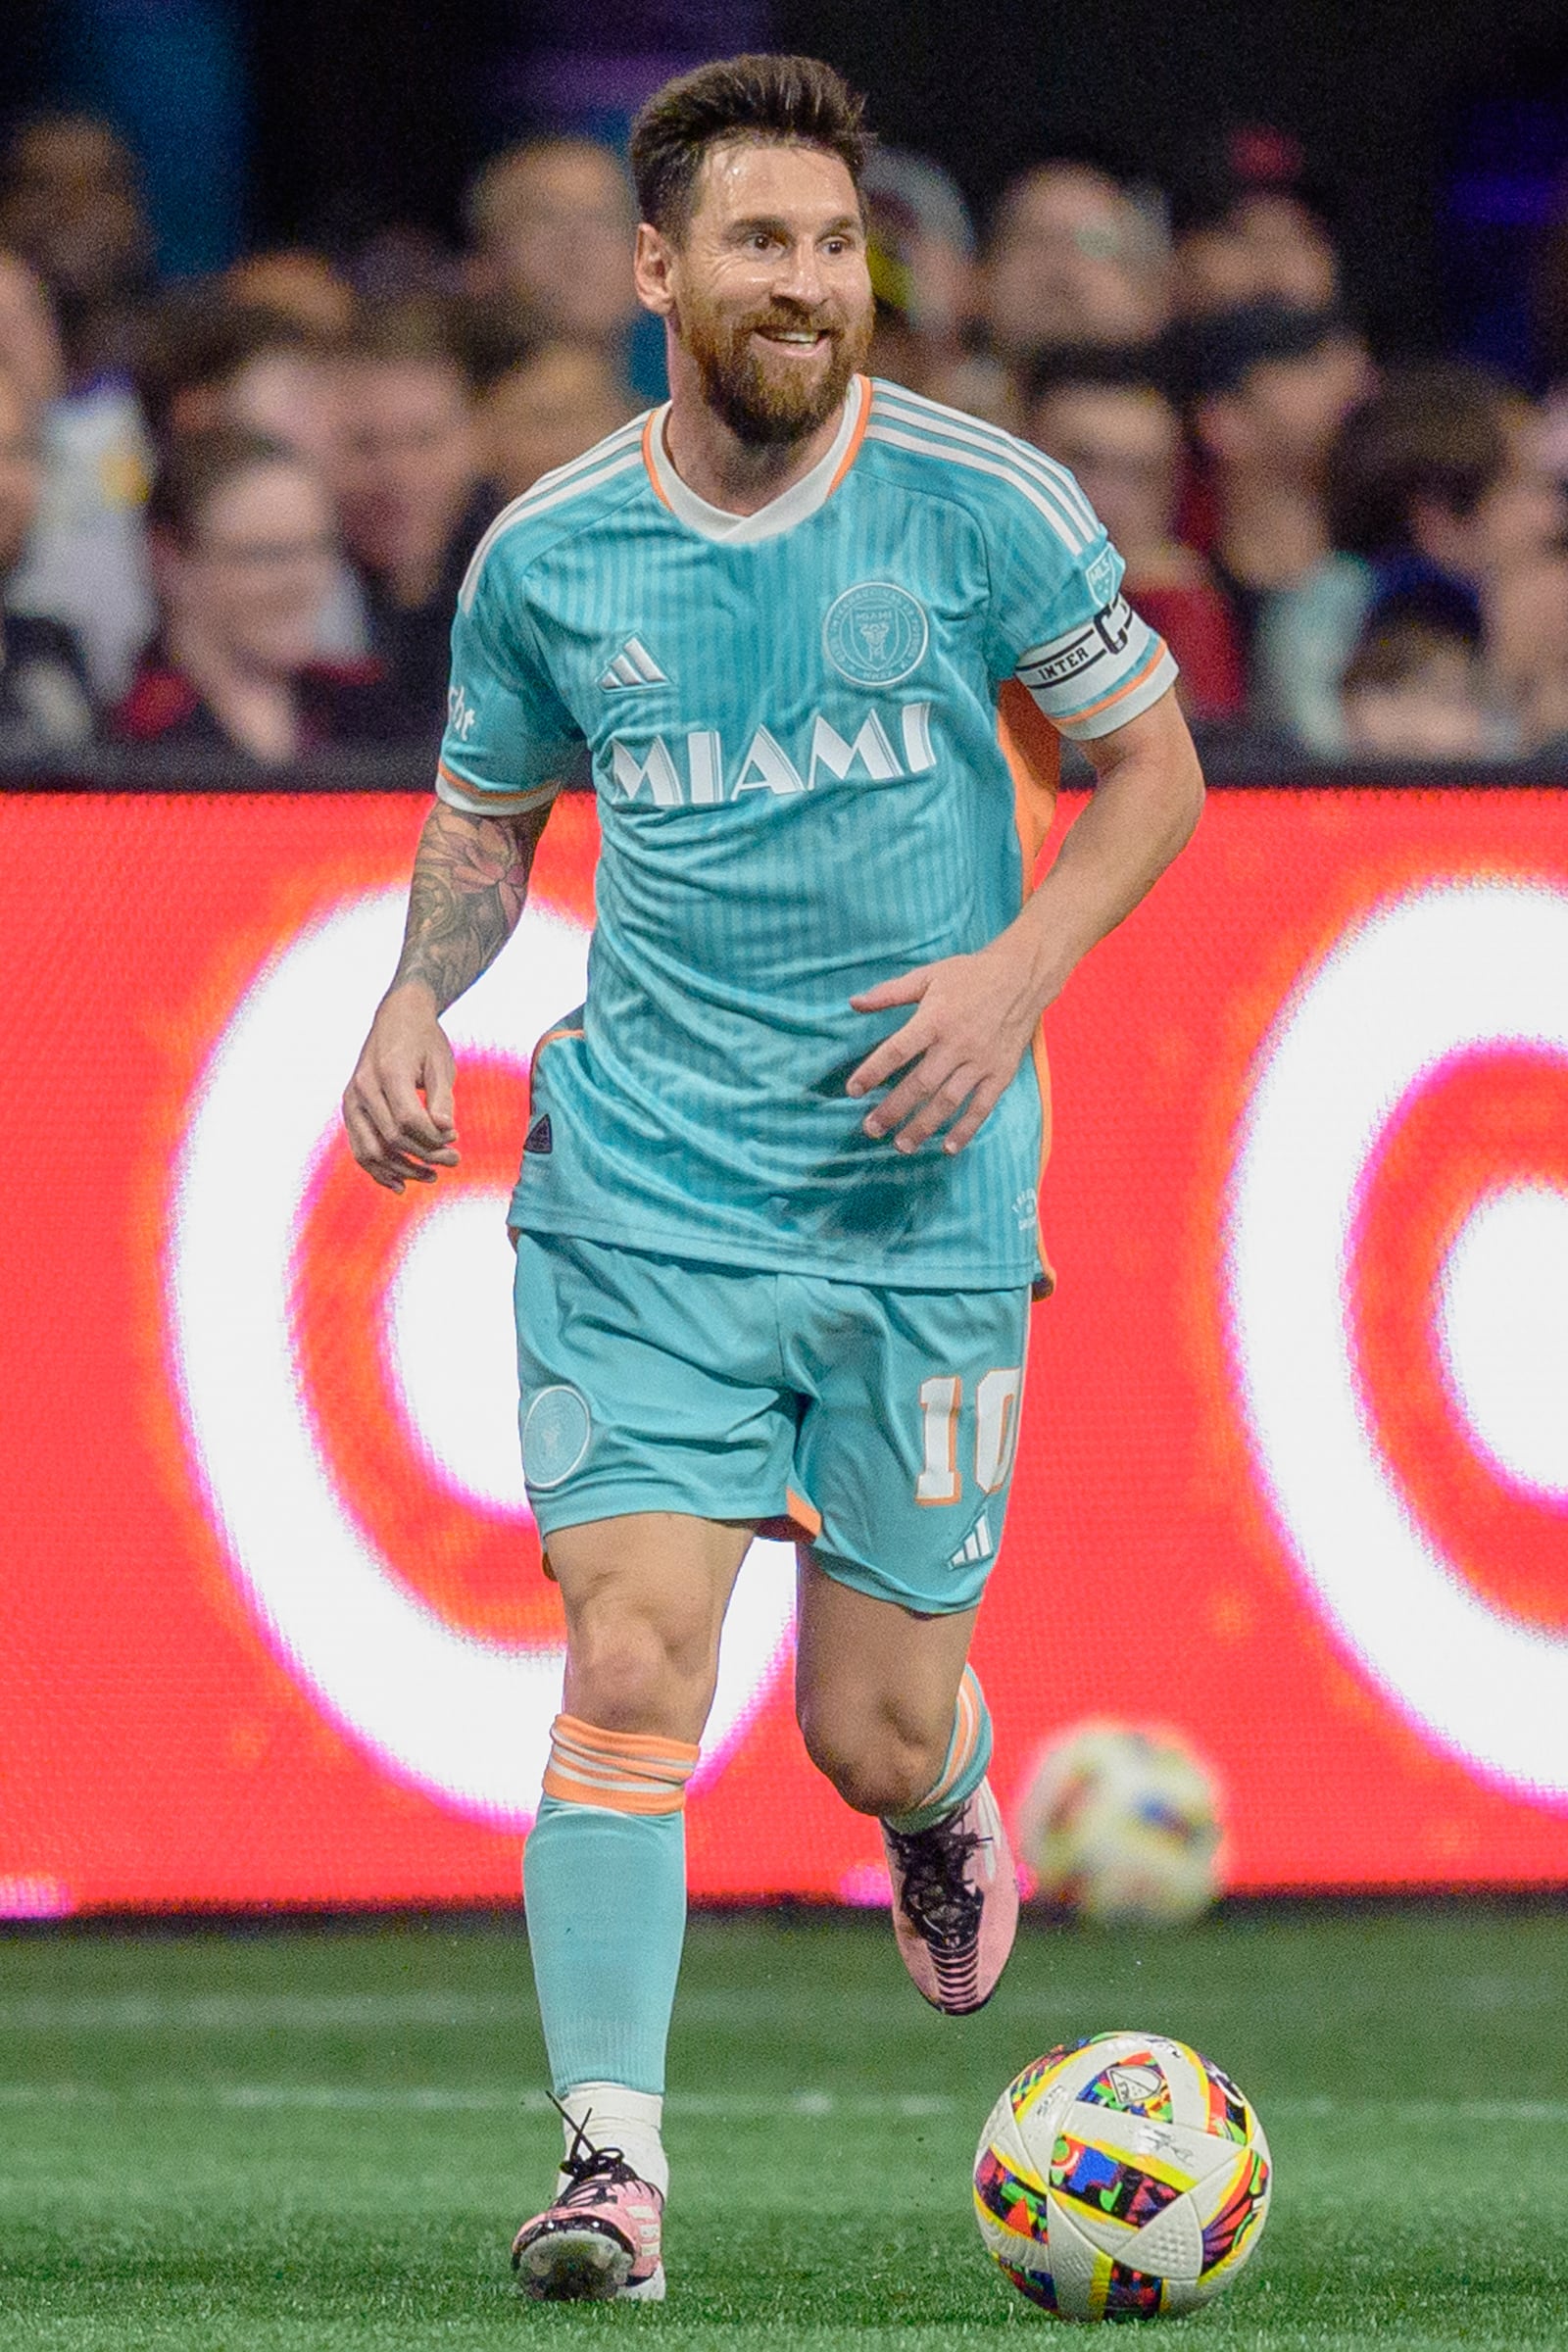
[341,795,551,1192]
[848,690,1205,1153]
[847,940,1043,1154]
[342,983,461,1192]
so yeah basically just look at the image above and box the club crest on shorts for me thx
[822,582,929,686]
[521,1385,592,1488]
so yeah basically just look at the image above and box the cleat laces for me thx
[886,1817,988,1952]
[550,2102,643,2210]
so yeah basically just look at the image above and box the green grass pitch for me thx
[1,1904,1566,2347]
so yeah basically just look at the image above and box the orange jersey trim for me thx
[825,375,873,495]
[640,410,673,508]
[640,378,871,514]
[997,679,1059,1297]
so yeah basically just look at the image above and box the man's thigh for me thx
[786,1276,1033,1615]
[514,1231,799,1537]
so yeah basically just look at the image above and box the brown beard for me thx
[677,295,872,449]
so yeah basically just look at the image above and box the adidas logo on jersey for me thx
[608,703,937,806]
[949,1512,994,1570]
[598,636,669,690]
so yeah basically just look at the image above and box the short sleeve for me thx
[436,554,587,816]
[987,468,1179,742]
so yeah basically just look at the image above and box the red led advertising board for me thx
[1,785,1566,1913]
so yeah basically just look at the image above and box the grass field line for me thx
[2,2080,1568,2126]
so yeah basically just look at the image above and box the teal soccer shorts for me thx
[514,1232,1033,1614]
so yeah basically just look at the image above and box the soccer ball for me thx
[1015,1722,1222,1926]
[973,2033,1271,2320]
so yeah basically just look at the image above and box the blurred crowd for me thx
[4,107,1568,770]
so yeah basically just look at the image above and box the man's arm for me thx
[342,797,553,1192]
[847,689,1204,1153]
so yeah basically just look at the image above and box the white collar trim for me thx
[647,375,863,543]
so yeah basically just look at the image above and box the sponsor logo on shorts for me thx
[521,1385,592,1489]
[822,581,929,686]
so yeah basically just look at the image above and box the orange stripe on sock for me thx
[542,1713,700,1816]
[922,1668,984,1813]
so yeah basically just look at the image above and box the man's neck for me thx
[660,342,851,516]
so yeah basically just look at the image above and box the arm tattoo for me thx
[390,800,549,1011]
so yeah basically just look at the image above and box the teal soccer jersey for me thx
[438,374,1176,1289]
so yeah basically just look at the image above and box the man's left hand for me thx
[847,943,1041,1154]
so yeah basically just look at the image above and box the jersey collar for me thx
[642,373,868,543]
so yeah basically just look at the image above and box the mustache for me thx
[742,304,842,338]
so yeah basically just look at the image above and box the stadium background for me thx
[2,1,1567,1916]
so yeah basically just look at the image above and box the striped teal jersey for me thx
[438,374,1177,1289]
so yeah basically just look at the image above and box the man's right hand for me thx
[342,982,461,1193]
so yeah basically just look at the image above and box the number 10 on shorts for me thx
[916,1370,1022,1505]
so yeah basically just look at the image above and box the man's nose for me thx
[772,242,826,306]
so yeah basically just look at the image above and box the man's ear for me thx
[634,222,677,319]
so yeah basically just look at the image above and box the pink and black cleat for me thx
[881,1777,1019,2016]
[511,2113,665,2302]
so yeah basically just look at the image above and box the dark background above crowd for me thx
[6,0,1568,782]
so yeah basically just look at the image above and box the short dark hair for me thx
[1026,342,1173,410]
[136,294,325,443]
[1327,365,1512,558]
[145,426,303,544]
[629,53,870,240]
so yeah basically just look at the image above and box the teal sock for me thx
[884,1665,994,1837]
[523,1793,687,2097]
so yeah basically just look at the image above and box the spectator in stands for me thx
[980,163,1169,363]
[1329,366,1565,600]
[0,114,154,380]
[863,148,977,382]
[1339,598,1504,760]
[1027,347,1244,722]
[475,335,635,504]
[1172,301,1372,728]
[0,120,157,701]
[114,429,398,764]
[1264,365,1568,751]
[1488,552,1568,754]
[0,356,94,757]
[331,297,489,734]
[1170,125,1342,319]
[466,140,638,370]
[0,246,63,416]
[137,298,345,471]
[136,294,368,659]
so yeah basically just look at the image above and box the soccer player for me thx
[342,54,1203,2303]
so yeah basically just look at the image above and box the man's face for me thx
[480,145,637,345]
[332,359,476,580]
[983,165,1167,351]
[1030,383,1181,559]
[642,140,873,448]
[1212,331,1373,479]
[0,119,151,305]
[0,368,42,575]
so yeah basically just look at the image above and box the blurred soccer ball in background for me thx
[973,2032,1272,2320]
[1015,1722,1224,1926]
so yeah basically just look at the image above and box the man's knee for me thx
[565,1592,725,1733]
[798,1697,946,1819]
